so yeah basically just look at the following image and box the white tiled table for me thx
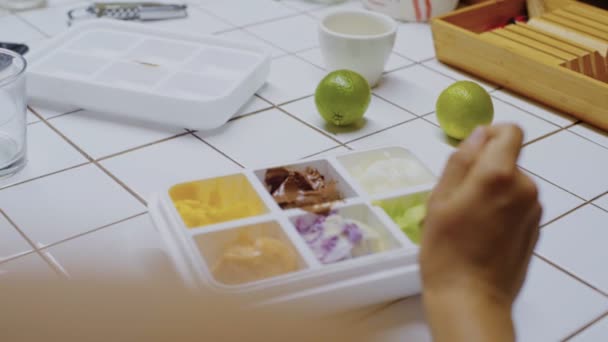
[3,0,608,340]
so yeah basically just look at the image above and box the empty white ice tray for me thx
[26,20,271,130]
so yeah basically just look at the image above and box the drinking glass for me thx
[0,48,27,178]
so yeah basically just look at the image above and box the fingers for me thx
[513,199,542,293]
[518,172,542,253]
[466,124,524,191]
[432,126,489,200]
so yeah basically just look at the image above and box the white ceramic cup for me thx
[319,9,397,87]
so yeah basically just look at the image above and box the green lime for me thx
[436,81,494,140]
[315,70,371,126]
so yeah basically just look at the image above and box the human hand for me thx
[420,124,542,341]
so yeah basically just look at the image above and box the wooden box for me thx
[431,0,608,131]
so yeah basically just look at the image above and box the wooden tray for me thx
[431,0,608,131]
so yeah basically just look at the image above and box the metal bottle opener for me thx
[68,2,188,22]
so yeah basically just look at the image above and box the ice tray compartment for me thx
[193,220,307,286]
[32,52,109,79]
[288,203,402,265]
[125,39,199,67]
[254,159,359,211]
[374,190,431,245]
[338,147,435,196]
[65,30,142,58]
[168,174,269,229]
[95,61,170,88]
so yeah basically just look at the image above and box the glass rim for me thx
[0,48,27,89]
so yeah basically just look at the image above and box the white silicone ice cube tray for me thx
[26,20,271,130]
[148,146,437,313]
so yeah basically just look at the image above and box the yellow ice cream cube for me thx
[169,174,266,228]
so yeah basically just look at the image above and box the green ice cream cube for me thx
[375,192,429,245]
[394,204,426,244]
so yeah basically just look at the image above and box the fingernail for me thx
[465,126,487,148]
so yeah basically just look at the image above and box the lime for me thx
[436,81,494,140]
[315,70,371,126]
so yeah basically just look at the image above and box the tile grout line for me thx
[0,209,43,263]
[0,248,37,266]
[562,310,608,341]
[95,131,191,162]
[35,244,70,279]
[221,22,292,57]
[0,161,91,192]
[35,211,148,254]
[347,115,423,146]
[375,60,420,78]
[371,85,429,117]
[5,112,196,195]
[538,202,590,230]
[300,145,351,160]
[27,106,44,121]
[255,93,275,106]
[418,56,437,64]
[566,127,608,153]
[0,209,65,277]
[227,105,275,122]
[274,106,348,147]
[418,62,499,93]
[591,201,608,214]
[290,50,328,71]
[490,95,572,128]
[537,188,608,238]
[186,3,237,29]
[522,126,569,147]
[241,10,305,28]
[189,133,246,169]
[33,108,83,122]
[534,253,608,298]
[241,88,345,146]
[13,13,51,38]
[344,115,426,147]
[211,26,240,35]
[34,114,148,206]
[30,112,94,162]
[274,93,316,107]
[420,113,441,129]
[299,4,329,16]
[27,105,80,120]
[520,118,578,148]
[93,161,147,205]
[491,95,573,129]
[204,6,306,35]
[518,165,590,203]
